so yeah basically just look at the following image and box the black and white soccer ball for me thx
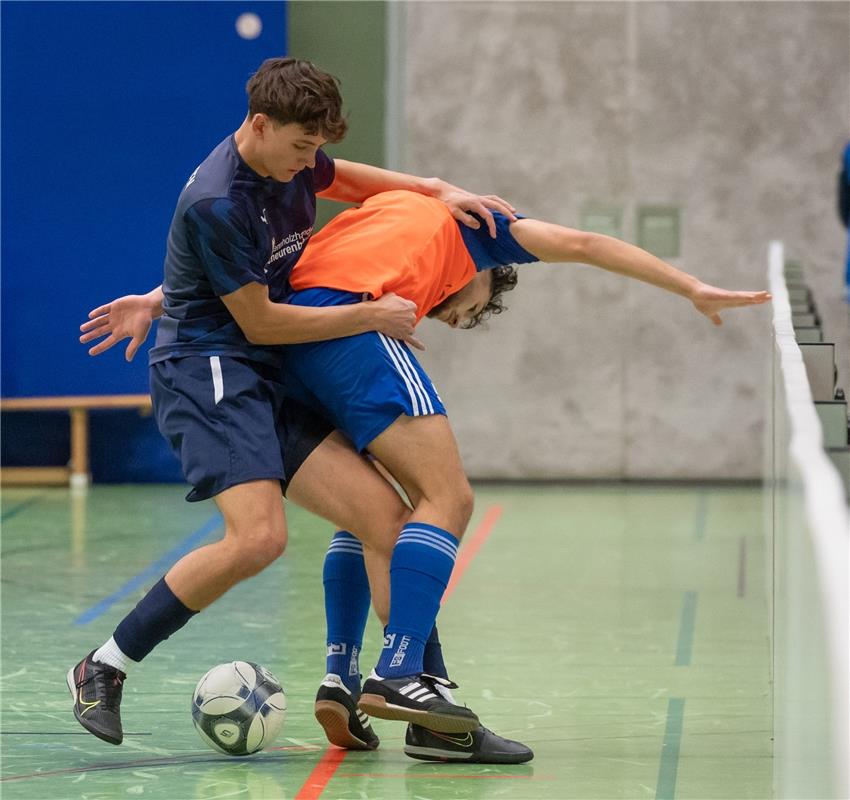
[191,661,286,756]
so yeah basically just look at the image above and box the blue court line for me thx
[74,514,223,625]
[675,591,697,666]
[694,492,708,541]
[1,494,45,522]
[656,697,685,799]
[737,537,747,598]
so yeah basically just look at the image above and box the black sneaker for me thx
[67,651,125,745]
[404,723,534,763]
[358,672,479,734]
[314,674,380,751]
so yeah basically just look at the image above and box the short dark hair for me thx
[463,266,519,328]
[246,57,347,143]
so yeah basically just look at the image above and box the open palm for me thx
[691,282,772,326]
[79,295,156,361]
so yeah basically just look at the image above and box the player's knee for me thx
[231,525,287,577]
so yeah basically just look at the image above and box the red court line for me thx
[294,746,348,800]
[443,504,503,603]
[294,504,504,799]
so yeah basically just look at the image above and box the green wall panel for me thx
[288,1,388,228]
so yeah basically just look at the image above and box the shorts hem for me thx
[357,408,447,453]
[186,472,286,503]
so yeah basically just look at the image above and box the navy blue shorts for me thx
[150,356,333,502]
[283,288,447,453]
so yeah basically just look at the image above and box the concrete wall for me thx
[400,1,849,479]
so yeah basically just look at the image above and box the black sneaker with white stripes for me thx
[358,672,479,733]
[67,650,125,745]
[314,674,380,750]
[404,723,534,763]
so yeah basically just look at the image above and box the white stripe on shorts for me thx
[379,333,434,415]
[377,333,421,416]
[210,356,224,405]
[385,335,434,414]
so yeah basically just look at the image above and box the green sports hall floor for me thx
[0,483,771,800]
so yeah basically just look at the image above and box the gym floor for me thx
[0,483,771,800]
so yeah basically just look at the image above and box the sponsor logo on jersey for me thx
[266,226,313,266]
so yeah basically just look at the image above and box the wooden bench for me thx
[0,395,152,488]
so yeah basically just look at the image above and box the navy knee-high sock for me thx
[423,625,449,680]
[375,523,458,679]
[112,577,198,662]
[323,531,371,694]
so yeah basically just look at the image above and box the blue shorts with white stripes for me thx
[282,288,446,453]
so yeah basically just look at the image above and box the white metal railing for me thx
[767,240,849,799]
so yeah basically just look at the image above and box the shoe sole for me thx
[358,694,479,734]
[404,744,534,764]
[66,665,122,746]
[314,700,377,751]
[404,744,475,762]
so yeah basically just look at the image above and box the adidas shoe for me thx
[358,672,479,733]
[67,651,125,745]
[314,674,379,750]
[404,723,534,763]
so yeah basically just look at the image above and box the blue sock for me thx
[376,523,458,679]
[423,625,449,680]
[113,577,198,662]
[323,531,370,694]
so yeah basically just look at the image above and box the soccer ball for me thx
[191,661,286,756]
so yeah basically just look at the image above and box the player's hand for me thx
[690,282,772,326]
[435,185,517,238]
[367,292,425,350]
[79,294,157,361]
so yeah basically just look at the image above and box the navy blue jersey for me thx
[149,135,335,366]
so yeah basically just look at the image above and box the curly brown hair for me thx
[463,266,519,328]
[246,57,348,143]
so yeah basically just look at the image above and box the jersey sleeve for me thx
[184,198,267,296]
[313,150,335,193]
[459,211,539,271]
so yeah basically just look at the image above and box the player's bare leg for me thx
[68,479,287,745]
[288,430,410,622]
[356,414,480,733]
[167,479,287,609]
[288,431,411,749]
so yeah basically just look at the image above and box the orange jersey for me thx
[289,190,476,321]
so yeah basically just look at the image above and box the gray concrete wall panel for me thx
[403,1,849,479]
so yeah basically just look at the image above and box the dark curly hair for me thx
[462,266,519,329]
[246,57,348,143]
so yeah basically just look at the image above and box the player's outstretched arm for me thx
[79,286,164,360]
[509,219,771,325]
[319,159,516,238]
[221,282,424,349]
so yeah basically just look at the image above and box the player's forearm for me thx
[512,219,700,300]
[580,233,700,299]
[320,159,441,204]
[246,302,372,345]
